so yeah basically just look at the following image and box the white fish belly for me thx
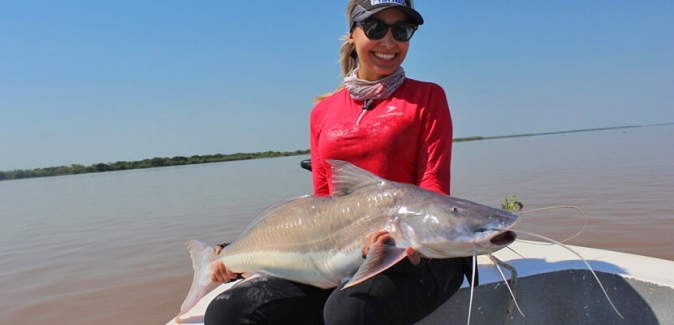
[223,249,363,289]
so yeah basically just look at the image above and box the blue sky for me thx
[1,1,672,171]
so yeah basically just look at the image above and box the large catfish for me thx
[176,160,519,320]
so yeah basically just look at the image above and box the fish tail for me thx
[176,239,218,321]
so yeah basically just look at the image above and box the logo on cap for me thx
[371,0,406,6]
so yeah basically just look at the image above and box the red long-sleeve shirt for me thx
[310,78,453,196]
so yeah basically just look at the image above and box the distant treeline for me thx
[2,123,669,182]
[0,150,309,181]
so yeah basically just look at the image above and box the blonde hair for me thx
[313,0,361,103]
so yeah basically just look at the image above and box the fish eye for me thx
[450,207,459,213]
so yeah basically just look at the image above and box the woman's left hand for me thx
[362,230,421,265]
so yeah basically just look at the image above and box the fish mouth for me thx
[490,230,516,246]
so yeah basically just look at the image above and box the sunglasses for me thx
[353,19,418,42]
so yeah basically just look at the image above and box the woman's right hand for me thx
[211,245,239,283]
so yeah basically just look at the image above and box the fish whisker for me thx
[466,252,477,325]
[488,254,525,318]
[505,246,526,259]
[511,229,624,319]
[517,205,588,243]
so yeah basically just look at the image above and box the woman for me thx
[205,1,473,324]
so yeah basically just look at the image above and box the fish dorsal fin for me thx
[326,160,386,196]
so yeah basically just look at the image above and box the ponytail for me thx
[313,36,357,103]
[314,0,361,103]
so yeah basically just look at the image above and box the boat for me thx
[166,240,674,325]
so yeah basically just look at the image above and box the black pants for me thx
[204,257,469,325]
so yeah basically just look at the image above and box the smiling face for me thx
[349,8,411,82]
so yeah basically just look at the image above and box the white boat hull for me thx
[167,241,674,325]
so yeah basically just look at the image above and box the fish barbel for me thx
[176,160,519,320]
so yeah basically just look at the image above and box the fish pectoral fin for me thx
[342,243,408,289]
